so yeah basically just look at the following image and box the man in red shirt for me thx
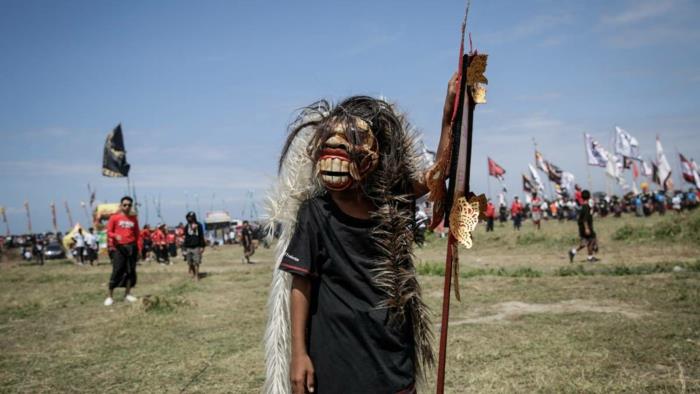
[105,196,141,306]
[511,196,523,231]
[485,200,496,232]
[139,224,152,262]
[151,224,168,264]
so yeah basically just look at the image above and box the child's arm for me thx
[414,72,459,198]
[290,275,315,394]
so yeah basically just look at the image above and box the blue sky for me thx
[1,0,699,233]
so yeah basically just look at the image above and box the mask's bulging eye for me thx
[314,118,380,191]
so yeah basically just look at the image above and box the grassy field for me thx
[1,211,699,393]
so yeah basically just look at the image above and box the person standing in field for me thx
[84,227,98,266]
[73,228,86,265]
[140,224,153,262]
[104,196,141,306]
[152,224,168,264]
[511,196,523,231]
[241,220,255,264]
[166,229,177,259]
[182,212,205,281]
[569,189,599,263]
[530,192,543,230]
[485,199,495,232]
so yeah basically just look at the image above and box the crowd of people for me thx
[0,205,266,272]
[479,185,699,232]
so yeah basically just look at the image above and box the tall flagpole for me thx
[583,133,593,191]
[50,202,58,233]
[64,201,74,227]
[24,201,32,233]
[487,161,492,201]
[0,206,10,236]
[80,201,91,227]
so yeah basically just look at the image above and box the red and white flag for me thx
[680,153,695,184]
[487,157,506,180]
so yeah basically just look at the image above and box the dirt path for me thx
[448,299,647,326]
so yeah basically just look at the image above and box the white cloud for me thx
[600,0,674,25]
[482,13,573,45]
[604,25,700,48]
[0,160,95,176]
[597,0,700,48]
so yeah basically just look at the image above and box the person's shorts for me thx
[184,248,202,267]
[532,211,542,222]
[579,230,597,242]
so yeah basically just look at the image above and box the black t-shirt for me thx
[577,203,595,238]
[241,227,253,246]
[280,194,414,394]
[183,222,205,248]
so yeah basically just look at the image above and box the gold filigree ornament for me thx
[448,197,481,249]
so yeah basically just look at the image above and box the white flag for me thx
[561,171,576,195]
[642,160,653,177]
[656,137,673,190]
[528,163,545,194]
[584,133,608,167]
[615,126,641,160]
[535,151,547,172]
[605,151,628,188]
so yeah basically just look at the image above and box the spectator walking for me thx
[182,212,205,281]
[104,196,141,306]
[241,220,255,264]
[568,190,599,263]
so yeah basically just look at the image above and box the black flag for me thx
[102,124,130,177]
[522,174,534,193]
[546,161,563,184]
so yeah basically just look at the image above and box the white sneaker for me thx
[104,297,114,306]
[125,295,138,303]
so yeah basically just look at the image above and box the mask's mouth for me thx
[318,147,353,191]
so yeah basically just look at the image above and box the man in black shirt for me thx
[569,190,599,263]
[182,212,205,280]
